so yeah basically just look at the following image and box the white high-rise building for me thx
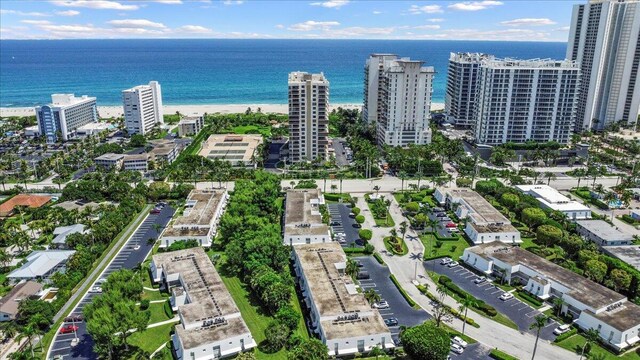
[567,0,640,131]
[363,55,434,147]
[36,94,98,144]
[288,72,329,163]
[474,58,581,145]
[122,81,163,135]
[445,53,493,128]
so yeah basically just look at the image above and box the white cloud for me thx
[428,18,444,22]
[419,28,550,41]
[222,0,243,5]
[372,10,382,15]
[55,10,80,16]
[310,0,349,8]
[50,1,139,10]
[409,4,443,14]
[108,19,167,28]
[0,9,50,16]
[413,24,440,30]
[151,0,183,4]
[275,24,285,29]
[501,18,557,26]
[288,20,340,31]
[556,26,571,31]
[177,25,213,33]
[448,1,503,11]
[323,26,395,37]
[21,20,53,25]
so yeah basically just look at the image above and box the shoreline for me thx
[0,103,445,118]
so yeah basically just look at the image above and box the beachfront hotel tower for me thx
[445,53,493,128]
[363,54,434,147]
[287,72,329,163]
[567,0,640,131]
[122,81,164,135]
[473,58,581,145]
[36,94,98,144]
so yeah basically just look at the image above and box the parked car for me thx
[450,343,464,354]
[445,222,457,228]
[64,314,84,322]
[434,207,445,212]
[440,217,452,222]
[440,257,452,265]
[452,336,468,348]
[356,271,370,280]
[499,293,514,301]
[553,324,571,335]
[474,276,487,284]
[384,318,399,326]
[373,301,389,309]
[89,286,102,293]
[447,261,459,268]
[150,208,161,214]
[330,221,341,226]
[436,213,447,217]
[447,228,460,233]
[60,325,78,334]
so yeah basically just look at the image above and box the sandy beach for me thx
[0,102,445,118]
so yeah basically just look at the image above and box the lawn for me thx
[364,200,395,227]
[146,301,173,324]
[556,334,640,360]
[232,125,271,137]
[420,233,469,260]
[383,236,408,255]
[220,274,308,360]
[521,237,538,250]
[127,322,175,355]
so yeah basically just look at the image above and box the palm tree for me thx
[15,324,36,358]
[384,199,391,226]
[345,258,359,279]
[337,173,345,194]
[544,171,556,186]
[574,168,586,188]
[364,288,381,305]
[529,314,548,360]
[552,297,565,317]
[1,321,18,340]
[459,295,478,336]
[330,184,337,193]
[399,221,408,243]
[579,328,600,360]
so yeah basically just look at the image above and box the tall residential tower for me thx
[567,0,640,130]
[473,58,581,145]
[445,53,493,128]
[36,94,98,144]
[288,72,329,163]
[122,81,163,135]
[363,55,434,147]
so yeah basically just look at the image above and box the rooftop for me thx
[585,302,640,331]
[95,153,125,161]
[293,243,389,339]
[0,281,43,317]
[288,71,328,84]
[515,185,590,212]
[198,134,263,164]
[47,94,95,107]
[163,190,226,238]
[0,194,51,216]
[52,224,87,245]
[576,220,634,242]
[152,248,250,349]
[123,154,149,161]
[468,243,626,310]
[449,52,494,63]
[482,58,579,69]
[449,189,511,225]
[8,250,76,279]
[604,246,640,271]
[284,190,330,236]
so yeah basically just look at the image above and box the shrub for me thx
[435,240,443,248]
[352,207,361,216]
[140,299,150,310]
[358,229,372,241]
[390,274,416,307]
[489,348,519,360]
[553,328,577,343]
[355,215,365,224]
[373,252,385,265]
[406,202,420,213]
[517,290,543,307]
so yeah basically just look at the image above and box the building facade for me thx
[122,81,163,135]
[567,0,640,131]
[364,55,434,147]
[473,58,580,145]
[445,53,493,128]
[177,116,204,137]
[36,94,98,143]
[516,185,592,220]
[575,220,634,247]
[288,72,329,163]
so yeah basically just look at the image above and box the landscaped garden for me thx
[421,233,469,261]
[555,333,640,360]
[365,194,395,227]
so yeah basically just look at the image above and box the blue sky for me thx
[0,0,577,41]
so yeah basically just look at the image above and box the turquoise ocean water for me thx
[0,39,566,107]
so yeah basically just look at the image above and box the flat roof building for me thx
[515,185,591,220]
[149,139,179,164]
[441,189,521,244]
[94,153,125,170]
[123,154,149,172]
[198,134,263,168]
[283,189,331,246]
[36,94,98,143]
[76,122,114,138]
[8,250,75,283]
[123,81,163,135]
[462,243,640,351]
[150,248,256,360]
[602,246,640,272]
[0,281,43,321]
[575,220,634,247]
[160,190,228,248]
[292,243,394,356]
[178,116,204,137]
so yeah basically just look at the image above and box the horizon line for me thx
[0,37,568,43]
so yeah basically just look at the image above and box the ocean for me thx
[0,39,567,108]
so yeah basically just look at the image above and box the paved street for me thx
[331,137,351,167]
[425,259,558,341]
[47,205,174,360]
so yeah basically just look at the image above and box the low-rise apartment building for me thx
[151,248,256,359]
[123,154,149,172]
[160,190,228,248]
[283,189,331,245]
[516,185,591,220]
[149,139,179,164]
[462,243,640,351]
[439,188,521,244]
[198,134,263,168]
[575,220,634,247]
[94,153,124,170]
[292,243,395,356]
[178,116,204,137]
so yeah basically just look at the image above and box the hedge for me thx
[373,252,385,265]
[553,328,578,343]
[324,193,350,202]
[516,290,543,307]
[416,285,478,328]
[344,247,374,255]
[389,274,416,307]
[438,276,497,317]
[431,232,460,241]
[489,348,519,360]
[424,254,451,261]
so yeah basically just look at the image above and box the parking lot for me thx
[427,208,459,238]
[425,259,558,341]
[327,203,362,247]
[48,205,175,360]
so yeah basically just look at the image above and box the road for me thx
[47,205,174,360]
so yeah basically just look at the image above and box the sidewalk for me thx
[356,193,579,360]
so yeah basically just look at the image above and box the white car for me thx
[450,343,464,354]
[89,286,102,293]
[452,336,468,348]
[447,261,459,268]
[440,257,452,265]
[474,276,487,284]
[373,301,389,309]
[499,292,514,301]
[553,324,571,335]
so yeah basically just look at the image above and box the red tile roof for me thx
[0,194,52,216]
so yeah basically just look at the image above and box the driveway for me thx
[48,205,175,360]
[424,259,558,341]
[327,203,362,247]
[354,256,429,342]
[331,138,351,167]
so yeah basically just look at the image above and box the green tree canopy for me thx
[585,259,608,283]
[521,207,547,229]
[287,339,329,360]
[400,321,450,360]
[536,224,564,248]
